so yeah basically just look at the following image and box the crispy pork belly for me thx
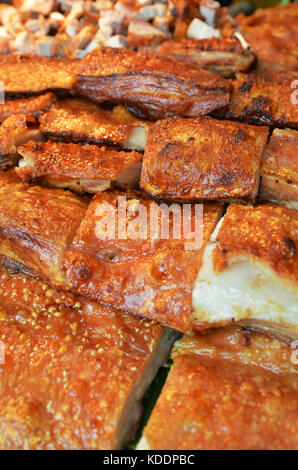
[62,190,223,332]
[237,3,298,73]
[40,99,149,151]
[17,140,142,194]
[152,37,255,77]
[0,169,20,187]
[259,129,298,208]
[141,116,268,203]
[0,114,42,170]
[192,204,298,341]
[0,93,56,123]
[0,268,175,450]
[139,327,298,450]
[0,184,88,288]
[75,47,230,120]
[217,73,298,129]
[0,54,79,97]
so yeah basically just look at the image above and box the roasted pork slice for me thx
[259,129,298,209]
[141,116,269,203]
[0,93,56,123]
[17,141,143,194]
[0,54,79,97]
[0,114,42,170]
[192,203,298,341]
[0,268,175,450]
[75,47,230,120]
[217,73,298,129]
[40,99,150,151]
[0,169,20,187]
[139,327,298,450]
[152,37,255,77]
[0,184,88,288]
[62,190,223,333]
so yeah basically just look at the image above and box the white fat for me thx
[126,126,148,151]
[137,436,152,450]
[234,32,250,50]
[54,179,111,194]
[187,18,221,40]
[192,243,298,328]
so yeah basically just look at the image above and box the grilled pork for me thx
[0,267,175,450]
[75,47,230,120]
[17,141,142,193]
[141,116,269,203]
[40,99,149,151]
[259,129,298,209]
[0,93,56,123]
[139,327,298,450]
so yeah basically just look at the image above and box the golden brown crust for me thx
[213,204,298,287]
[0,93,56,123]
[141,116,268,202]
[76,47,230,119]
[0,268,164,450]
[0,169,20,187]
[40,99,149,149]
[0,184,88,287]
[62,190,223,332]
[143,327,298,450]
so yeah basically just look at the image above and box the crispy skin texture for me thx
[141,116,268,202]
[0,184,88,288]
[0,268,166,450]
[0,93,56,123]
[260,129,298,204]
[75,47,230,120]
[142,327,298,450]
[62,190,223,332]
[153,37,255,77]
[238,3,298,72]
[0,55,79,96]
[17,141,142,193]
[0,169,20,187]
[40,99,149,150]
[213,204,298,289]
[218,73,298,129]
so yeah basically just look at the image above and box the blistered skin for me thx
[153,37,255,77]
[40,99,149,151]
[260,129,298,204]
[75,47,230,120]
[141,116,268,202]
[62,190,223,333]
[0,268,167,450]
[237,3,298,72]
[17,141,142,193]
[0,93,56,123]
[218,73,298,129]
[141,327,298,450]
[0,55,79,96]
[0,184,88,288]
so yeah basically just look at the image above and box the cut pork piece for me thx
[40,99,150,151]
[17,141,143,193]
[259,129,298,209]
[0,267,175,450]
[192,203,298,341]
[0,93,56,123]
[141,116,269,203]
[139,326,298,450]
[0,184,88,288]
[75,47,231,120]
[0,168,20,187]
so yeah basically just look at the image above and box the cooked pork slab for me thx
[62,190,223,332]
[259,129,298,208]
[0,114,42,170]
[152,37,255,77]
[193,204,298,341]
[217,73,298,129]
[75,47,230,120]
[139,327,298,450]
[141,116,269,203]
[0,184,88,288]
[0,93,56,123]
[0,169,20,187]
[17,141,142,194]
[40,99,149,151]
[0,54,79,96]
[0,268,175,450]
